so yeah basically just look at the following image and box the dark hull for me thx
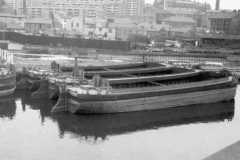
[61,74,238,114]
[26,78,42,92]
[48,82,59,100]
[0,73,16,97]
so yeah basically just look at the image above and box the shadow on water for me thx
[0,90,27,120]
[0,90,236,144]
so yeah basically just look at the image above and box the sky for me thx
[145,0,240,10]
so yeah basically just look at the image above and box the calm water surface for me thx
[0,86,240,160]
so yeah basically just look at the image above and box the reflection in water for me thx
[0,90,23,120]
[0,98,16,120]
[51,101,235,144]
[0,90,235,145]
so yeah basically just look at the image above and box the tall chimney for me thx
[0,0,2,13]
[163,0,166,10]
[215,0,220,10]
[23,0,26,15]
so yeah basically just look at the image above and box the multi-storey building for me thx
[6,0,144,18]
[156,9,201,27]
[0,13,26,26]
[105,0,125,16]
[24,18,62,34]
[123,0,144,16]
[209,11,240,35]
[158,16,197,28]
[154,0,211,12]
[201,10,226,29]
[5,0,31,15]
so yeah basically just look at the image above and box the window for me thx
[108,29,112,33]
[76,23,79,27]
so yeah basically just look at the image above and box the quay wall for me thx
[0,32,131,51]
[98,53,228,63]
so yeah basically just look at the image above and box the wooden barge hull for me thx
[25,70,60,92]
[68,87,236,114]
[0,73,16,97]
[64,77,237,114]
[26,78,42,92]
[48,82,59,100]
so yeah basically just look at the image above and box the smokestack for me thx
[215,0,220,10]
[0,0,2,13]
[163,0,166,10]
[23,0,26,15]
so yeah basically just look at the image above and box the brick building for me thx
[158,16,197,28]
[209,11,240,35]
[156,9,202,27]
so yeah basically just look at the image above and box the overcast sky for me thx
[145,0,240,10]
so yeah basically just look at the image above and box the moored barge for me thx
[52,69,238,114]
[25,62,166,92]
[26,68,60,91]
[0,67,16,97]
[45,67,193,100]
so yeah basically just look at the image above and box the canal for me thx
[0,86,240,160]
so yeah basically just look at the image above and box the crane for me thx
[50,12,56,36]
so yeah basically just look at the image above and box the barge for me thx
[26,68,60,91]
[25,62,166,92]
[45,67,193,100]
[52,69,238,114]
[0,67,16,97]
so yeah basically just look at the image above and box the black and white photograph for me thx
[0,0,240,159]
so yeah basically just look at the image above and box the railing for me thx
[0,48,14,65]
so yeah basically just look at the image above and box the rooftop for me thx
[197,32,240,40]
[108,18,132,24]
[5,22,24,30]
[109,23,143,30]
[25,18,62,28]
[161,16,197,23]
[168,9,199,15]
[140,22,170,31]
[25,19,52,24]
[0,13,26,18]
[170,27,193,33]
[209,12,240,19]
[175,0,196,5]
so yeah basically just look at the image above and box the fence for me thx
[0,48,14,65]
[0,32,131,51]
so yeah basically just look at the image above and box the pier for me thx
[0,48,14,65]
